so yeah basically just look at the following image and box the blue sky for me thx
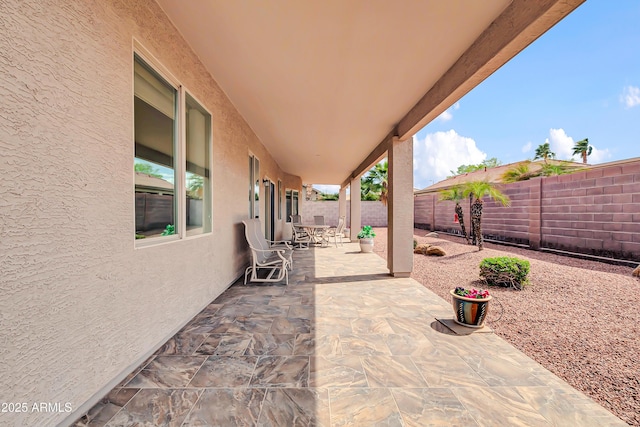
[317,1,640,194]
[412,0,640,189]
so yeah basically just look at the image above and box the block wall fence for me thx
[300,200,388,228]
[414,159,640,262]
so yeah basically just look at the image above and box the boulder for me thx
[633,265,640,277]
[426,246,446,256]
[414,243,431,254]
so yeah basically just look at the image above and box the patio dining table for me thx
[298,224,330,246]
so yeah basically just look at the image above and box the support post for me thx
[387,137,413,277]
[350,178,361,242]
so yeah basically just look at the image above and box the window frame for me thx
[277,180,282,220]
[134,42,213,248]
[285,189,292,222]
[183,91,213,238]
[248,153,260,219]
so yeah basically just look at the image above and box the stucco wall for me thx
[0,1,300,425]
[414,159,640,261]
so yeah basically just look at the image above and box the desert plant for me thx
[540,162,572,176]
[462,181,510,250]
[361,161,388,205]
[438,185,470,244]
[501,162,540,183]
[479,257,530,290]
[413,238,417,249]
[357,225,376,239]
[161,224,176,236]
[453,286,490,299]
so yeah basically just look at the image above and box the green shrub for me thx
[161,224,176,236]
[357,225,376,239]
[413,238,417,249]
[479,257,530,290]
[135,233,146,239]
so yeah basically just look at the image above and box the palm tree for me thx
[439,185,470,244]
[572,138,592,164]
[501,162,539,183]
[533,143,556,163]
[361,161,388,205]
[540,162,572,176]
[462,181,510,251]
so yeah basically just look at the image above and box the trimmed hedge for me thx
[479,257,530,290]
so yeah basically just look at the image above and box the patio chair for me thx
[291,222,312,250]
[314,215,325,225]
[322,215,346,247]
[243,218,293,266]
[242,219,293,285]
[290,214,302,224]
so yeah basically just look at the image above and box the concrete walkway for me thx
[74,242,626,426]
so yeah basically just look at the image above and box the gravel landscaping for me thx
[372,227,639,426]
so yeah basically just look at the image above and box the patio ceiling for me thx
[155,0,584,185]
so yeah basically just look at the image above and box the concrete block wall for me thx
[414,159,640,262]
[300,200,387,227]
[540,162,640,260]
[482,179,539,245]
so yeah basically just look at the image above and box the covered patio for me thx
[75,243,624,426]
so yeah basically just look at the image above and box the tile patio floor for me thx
[75,242,626,426]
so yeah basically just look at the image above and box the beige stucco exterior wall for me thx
[0,1,300,425]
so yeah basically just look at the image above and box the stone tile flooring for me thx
[74,243,626,426]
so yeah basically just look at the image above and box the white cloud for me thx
[545,128,611,164]
[437,110,453,122]
[585,146,611,163]
[521,141,532,153]
[621,85,640,108]
[413,130,486,189]
[436,102,460,122]
[546,128,575,160]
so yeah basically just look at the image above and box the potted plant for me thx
[357,225,376,253]
[450,287,491,328]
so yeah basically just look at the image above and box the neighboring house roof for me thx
[414,159,588,194]
[135,172,174,193]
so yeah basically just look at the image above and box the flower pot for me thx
[359,238,374,253]
[450,290,491,328]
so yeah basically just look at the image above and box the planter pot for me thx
[359,238,374,253]
[450,290,492,328]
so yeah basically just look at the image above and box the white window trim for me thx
[248,151,260,220]
[133,40,213,248]
[183,89,214,241]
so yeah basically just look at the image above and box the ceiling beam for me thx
[341,129,396,188]
[396,0,586,140]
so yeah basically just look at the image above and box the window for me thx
[292,190,299,216]
[185,93,212,236]
[134,55,178,240]
[134,52,212,242]
[285,189,292,222]
[249,154,260,219]
[285,189,299,222]
[277,180,282,220]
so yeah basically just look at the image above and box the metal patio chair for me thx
[242,219,293,284]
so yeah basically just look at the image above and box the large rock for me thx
[414,243,431,254]
[426,246,446,256]
[633,265,640,277]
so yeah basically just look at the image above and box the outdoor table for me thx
[298,224,330,246]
